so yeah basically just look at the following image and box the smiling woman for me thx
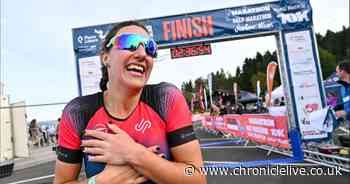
[54,21,206,184]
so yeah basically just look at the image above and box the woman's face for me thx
[103,25,154,90]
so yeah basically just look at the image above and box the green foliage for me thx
[317,26,350,62]
[181,26,348,105]
[318,47,337,79]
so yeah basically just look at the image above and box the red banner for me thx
[239,114,289,148]
[200,114,290,148]
[223,115,243,137]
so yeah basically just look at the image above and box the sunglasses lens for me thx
[116,34,139,51]
[115,34,157,58]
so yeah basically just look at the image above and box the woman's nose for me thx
[133,44,147,58]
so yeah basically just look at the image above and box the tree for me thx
[250,72,267,95]
[318,47,337,78]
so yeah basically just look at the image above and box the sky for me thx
[0,0,349,121]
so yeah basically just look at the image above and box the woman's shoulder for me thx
[143,82,180,95]
[141,82,184,119]
[63,92,102,113]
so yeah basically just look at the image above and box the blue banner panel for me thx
[72,0,312,51]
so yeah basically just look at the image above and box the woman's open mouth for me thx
[126,63,146,77]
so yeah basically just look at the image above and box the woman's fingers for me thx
[83,147,104,155]
[85,129,109,140]
[107,123,125,135]
[147,145,159,153]
[133,176,148,184]
[158,153,166,159]
[81,139,105,148]
[87,155,107,162]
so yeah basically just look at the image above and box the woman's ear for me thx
[101,54,111,67]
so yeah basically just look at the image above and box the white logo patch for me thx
[135,118,152,133]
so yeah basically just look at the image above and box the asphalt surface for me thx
[0,127,349,184]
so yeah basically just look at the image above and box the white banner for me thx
[285,30,324,139]
[79,56,102,96]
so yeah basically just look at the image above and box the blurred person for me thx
[29,119,41,147]
[326,91,338,108]
[335,61,350,122]
[56,118,60,141]
[279,97,285,106]
[54,21,205,184]
[47,125,57,145]
[42,126,49,146]
[273,98,280,106]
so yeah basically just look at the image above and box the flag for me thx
[266,62,278,106]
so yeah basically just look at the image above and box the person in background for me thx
[334,61,350,147]
[56,118,60,141]
[47,125,57,145]
[279,97,285,106]
[326,91,338,108]
[335,61,350,122]
[29,119,41,147]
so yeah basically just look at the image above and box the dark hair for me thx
[338,60,350,74]
[30,119,37,128]
[99,21,149,91]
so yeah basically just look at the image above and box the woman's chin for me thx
[125,79,147,90]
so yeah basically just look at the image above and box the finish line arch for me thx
[72,0,328,166]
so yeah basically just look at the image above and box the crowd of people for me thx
[28,119,58,148]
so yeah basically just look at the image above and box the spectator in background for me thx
[279,97,285,106]
[273,98,280,106]
[335,61,350,122]
[29,119,41,147]
[56,118,60,141]
[41,126,48,146]
[47,125,57,145]
[327,91,338,108]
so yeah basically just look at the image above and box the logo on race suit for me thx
[134,118,152,133]
[94,29,107,40]
[277,10,310,24]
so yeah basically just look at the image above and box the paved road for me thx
[1,127,349,184]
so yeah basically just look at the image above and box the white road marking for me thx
[7,174,54,184]
[201,146,257,149]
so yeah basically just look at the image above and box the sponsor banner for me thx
[73,24,113,54]
[78,56,102,95]
[203,115,226,132]
[73,0,312,96]
[201,114,290,148]
[240,114,289,148]
[213,116,226,132]
[72,0,312,50]
[302,108,334,139]
[223,114,244,137]
[202,116,214,130]
[284,30,324,140]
